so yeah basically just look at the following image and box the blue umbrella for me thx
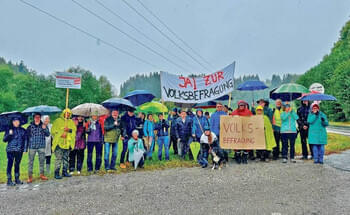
[123,90,155,106]
[299,93,336,101]
[102,97,135,111]
[237,80,268,104]
[22,105,62,115]
[0,111,28,132]
[237,80,268,91]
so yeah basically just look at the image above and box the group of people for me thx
[2,97,329,186]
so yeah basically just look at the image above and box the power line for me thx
[19,0,158,68]
[121,0,211,72]
[136,0,214,69]
[95,0,197,72]
[71,0,187,72]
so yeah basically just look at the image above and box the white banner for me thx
[55,72,82,89]
[160,62,235,103]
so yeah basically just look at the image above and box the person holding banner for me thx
[143,114,156,160]
[280,103,299,163]
[168,108,179,155]
[51,109,76,179]
[231,100,253,164]
[255,106,276,161]
[175,109,193,159]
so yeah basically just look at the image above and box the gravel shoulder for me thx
[1,159,350,215]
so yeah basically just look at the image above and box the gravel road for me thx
[0,158,350,215]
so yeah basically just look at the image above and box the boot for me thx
[54,170,62,180]
[235,152,241,164]
[242,152,248,164]
[249,151,255,160]
[46,164,51,175]
[62,171,72,177]
[7,178,15,186]
[40,174,48,181]
[260,151,266,162]
[15,174,23,185]
[27,175,33,184]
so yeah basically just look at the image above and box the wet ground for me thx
[1,153,350,215]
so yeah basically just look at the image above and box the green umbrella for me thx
[271,83,309,101]
[137,102,168,114]
[190,142,200,161]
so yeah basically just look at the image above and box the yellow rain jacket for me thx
[51,108,77,151]
[264,115,276,151]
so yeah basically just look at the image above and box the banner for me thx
[219,115,266,150]
[55,72,82,89]
[160,62,235,103]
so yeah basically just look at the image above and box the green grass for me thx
[1,132,350,184]
[329,121,350,127]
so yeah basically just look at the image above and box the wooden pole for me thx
[228,92,232,108]
[64,88,69,144]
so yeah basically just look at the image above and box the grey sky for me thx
[1,0,350,91]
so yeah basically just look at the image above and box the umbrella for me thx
[102,97,135,111]
[190,142,200,161]
[133,146,145,169]
[237,80,268,104]
[123,90,155,106]
[193,101,217,109]
[299,93,336,101]
[270,83,309,101]
[72,103,109,117]
[137,102,168,114]
[0,111,28,132]
[22,105,61,115]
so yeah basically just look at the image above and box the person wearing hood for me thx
[41,115,53,175]
[120,110,137,169]
[69,115,86,175]
[26,112,50,183]
[3,117,27,186]
[85,113,103,173]
[155,113,170,161]
[307,103,329,164]
[192,108,209,143]
[252,99,273,121]
[231,100,253,164]
[297,100,312,159]
[272,99,283,160]
[280,103,299,163]
[168,108,179,155]
[51,109,76,179]
[256,106,276,161]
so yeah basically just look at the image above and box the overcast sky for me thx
[1,0,350,91]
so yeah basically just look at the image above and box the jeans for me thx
[104,142,118,170]
[178,137,190,159]
[281,133,296,159]
[28,148,46,176]
[120,138,129,164]
[87,142,103,171]
[7,151,23,180]
[170,135,178,154]
[273,130,281,159]
[146,137,155,158]
[69,149,85,172]
[312,144,325,163]
[54,146,70,173]
[157,136,169,160]
[198,144,209,167]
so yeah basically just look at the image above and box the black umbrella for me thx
[0,111,28,132]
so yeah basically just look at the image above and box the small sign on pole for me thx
[55,72,82,89]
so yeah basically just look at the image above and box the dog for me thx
[210,148,227,170]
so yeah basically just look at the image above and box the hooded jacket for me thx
[307,111,328,145]
[192,109,210,139]
[51,109,77,151]
[3,124,27,152]
[121,113,137,138]
[297,102,310,130]
[210,110,227,136]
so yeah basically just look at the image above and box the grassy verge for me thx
[1,132,350,183]
[329,121,350,127]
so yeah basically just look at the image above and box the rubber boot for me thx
[7,178,15,186]
[235,152,241,164]
[242,152,248,164]
[54,170,62,180]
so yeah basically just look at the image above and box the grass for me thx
[1,132,350,184]
[329,121,350,127]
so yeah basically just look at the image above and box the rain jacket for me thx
[74,121,86,150]
[143,119,155,137]
[280,110,299,133]
[272,107,283,131]
[128,138,145,162]
[192,109,210,139]
[297,103,310,130]
[121,113,137,138]
[176,117,192,141]
[263,115,276,151]
[307,111,328,145]
[155,119,170,137]
[3,126,27,152]
[51,109,77,151]
[231,108,253,117]
[168,114,178,137]
[210,110,227,136]
[104,116,122,143]
[86,120,103,142]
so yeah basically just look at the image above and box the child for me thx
[3,117,27,186]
